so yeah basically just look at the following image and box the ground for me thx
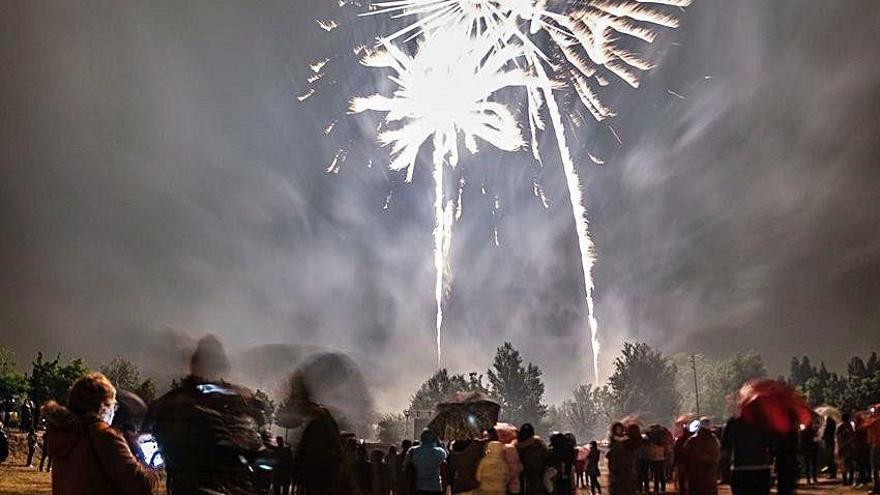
[0,432,868,494]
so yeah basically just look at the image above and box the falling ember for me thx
[317,19,339,32]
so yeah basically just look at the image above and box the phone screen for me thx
[137,435,164,468]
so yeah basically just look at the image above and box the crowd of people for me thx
[1,340,879,495]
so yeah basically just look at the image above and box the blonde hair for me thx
[67,372,116,418]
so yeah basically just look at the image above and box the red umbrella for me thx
[738,379,811,434]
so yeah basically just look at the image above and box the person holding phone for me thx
[43,372,159,495]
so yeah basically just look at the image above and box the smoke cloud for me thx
[1,0,878,412]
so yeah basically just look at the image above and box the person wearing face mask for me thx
[43,372,159,495]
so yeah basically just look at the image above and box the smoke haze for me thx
[1,0,879,411]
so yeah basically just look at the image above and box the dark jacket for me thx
[145,377,266,494]
[721,417,773,471]
[448,438,486,493]
[516,436,547,495]
[44,402,158,495]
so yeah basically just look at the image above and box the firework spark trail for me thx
[532,58,601,386]
[350,35,526,365]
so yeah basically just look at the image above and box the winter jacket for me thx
[515,436,547,495]
[476,441,509,495]
[43,401,158,495]
[449,439,486,493]
[404,430,447,493]
[721,417,774,472]
[836,421,856,459]
[682,429,720,495]
[502,442,523,493]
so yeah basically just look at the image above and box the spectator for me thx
[682,419,720,495]
[43,372,158,495]
[838,413,857,486]
[476,439,509,495]
[515,423,548,495]
[587,440,602,495]
[721,415,773,495]
[404,429,447,495]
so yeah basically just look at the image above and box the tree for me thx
[28,352,89,406]
[409,369,488,412]
[486,342,547,427]
[99,357,158,403]
[254,389,276,426]
[704,352,767,418]
[0,347,28,401]
[378,413,407,445]
[608,343,680,423]
[557,384,610,442]
[100,358,142,391]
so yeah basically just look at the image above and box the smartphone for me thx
[137,434,164,469]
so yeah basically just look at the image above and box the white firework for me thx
[360,0,690,384]
[350,34,527,366]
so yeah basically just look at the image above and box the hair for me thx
[610,422,625,437]
[190,335,231,380]
[842,412,851,422]
[67,372,116,418]
[518,423,535,442]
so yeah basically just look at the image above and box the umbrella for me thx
[814,405,842,424]
[113,389,148,430]
[738,379,812,434]
[427,392,500,442]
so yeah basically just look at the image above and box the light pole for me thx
[690,354,701,415]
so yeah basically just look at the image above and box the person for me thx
[26,429,38,467]
[868,408,880,495]
[821,417,837,479]
[43,372,158,495]
[587,440,602,495]
[447,436,486,494]
[576,445,588,489]
[397,440,414,495]
[838,412,857,486]
[515,423,547,495]
[774,420,800,495]
[682,419,720,495]
[856,414,872,487]
[607,422,638,495]
[145,335,269,494]
[20,399,34,433]
[385,446,399,495]
[800,422,819,484]
[404,429,447,495]
[490,426,522,495]
[636,434,651,494]
[647,425,671,494]
[547,432,576,495]
[476,438,509,495]
[353,443,372,495]
[0,421,8,465]
[370,449,390,495]
[721,415,774,495]
[674,426,694,495]
[273,436,294,495]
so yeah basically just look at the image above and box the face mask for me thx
[102,404,116,425]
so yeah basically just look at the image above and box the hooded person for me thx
[515,423,548,495]
[492,425,523,494]
[682,418,720,495]
[403,429,448,495]
[447,435,487,494]
[144,335,269,495]
[43,372,159,495]
[476,439,509,495]
[606,422,639,495]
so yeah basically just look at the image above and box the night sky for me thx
[1,0,879,411]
